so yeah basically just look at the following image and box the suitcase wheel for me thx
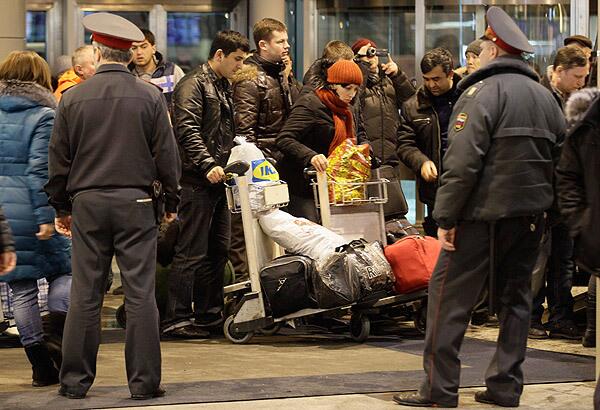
[349,313,370,343]
[259,322,283,336]
[223,315,254,344]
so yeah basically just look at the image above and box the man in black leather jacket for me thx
[163,31,249,339]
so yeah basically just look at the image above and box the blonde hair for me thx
[0,50,52,91]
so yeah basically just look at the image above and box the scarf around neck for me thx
[315,88,356,155]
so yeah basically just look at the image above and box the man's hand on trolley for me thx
[55,216,72,238]
[207,166,226,184]
[310,154,328,173]
[437,227,456,252]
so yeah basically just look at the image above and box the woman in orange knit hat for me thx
[276,59,366,222]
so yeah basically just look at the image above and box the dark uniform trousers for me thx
[419,215,543,406]
[162,183,230,330]
[60,188,160,396]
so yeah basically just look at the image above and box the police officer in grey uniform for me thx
[45,13,180,400]
[393,7,565,408]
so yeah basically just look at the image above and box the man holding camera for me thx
[351,39,415,168]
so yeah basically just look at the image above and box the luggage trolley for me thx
[221,162,360,344]
[311,170,429,341]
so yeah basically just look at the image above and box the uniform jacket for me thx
[396,74,461,205]
[172,63,235,186]
[232,54,301,163]
[129,51,185,105]
[0,206,14,253]
[45,64,181,214]
[556,88,600,273]
[0,80,71,283]
[276,91,367,198]
[433,56,566,229]
[362,68,415,166]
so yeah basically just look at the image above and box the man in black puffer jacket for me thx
[164,31,249,339]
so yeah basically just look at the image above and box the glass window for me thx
[286,0,300,77]
[166,12,229,73]
[26,11,47,60]
[83,11,149,44]
[425,2,570,78]
[316,2,417,83]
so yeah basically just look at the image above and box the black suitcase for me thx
[259,255,317,317]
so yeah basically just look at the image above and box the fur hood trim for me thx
[0,80,56,109]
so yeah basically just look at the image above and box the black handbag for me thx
[259,255,317,317]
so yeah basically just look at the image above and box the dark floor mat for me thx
[0,335,593,410]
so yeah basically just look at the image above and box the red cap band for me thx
[484,26,522,55]
[91,32,133,50]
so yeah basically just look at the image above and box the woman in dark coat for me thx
[276,59,365,222]
[0,51,71,387]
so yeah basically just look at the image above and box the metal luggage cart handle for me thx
[311,174,390,208]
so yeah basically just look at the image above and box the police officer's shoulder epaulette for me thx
[463,80,487,98]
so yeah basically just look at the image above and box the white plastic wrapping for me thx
[258,209,347,261]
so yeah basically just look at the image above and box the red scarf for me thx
[315,88,356,156]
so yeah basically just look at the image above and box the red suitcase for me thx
[384,235,442,294]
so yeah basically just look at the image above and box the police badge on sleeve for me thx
[454,113,468,132]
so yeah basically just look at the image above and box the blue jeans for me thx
[9,274,71,347]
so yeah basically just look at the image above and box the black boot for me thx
[43,312,66,369]
[583,292,596,347]
[24,342,59,387]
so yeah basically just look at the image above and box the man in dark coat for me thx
[163,31,249,337]
[396,47,461,236]
[45,13,180,400]
[393,7,566,408]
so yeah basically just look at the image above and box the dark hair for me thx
[140,28,156,45]
[553,46,588,71]
[322,40,354,61]
[209,30,250,59]
[253,18,287,47]
[420,48,454,75]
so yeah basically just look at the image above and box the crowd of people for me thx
[0,6,598,407]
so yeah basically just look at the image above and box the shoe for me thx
[131,385,165,400]
[392,392,456,407]
[582,329,596,347]
[24,343,59,387]
[474,390,518,407]
[195,313,224,328]
[548,320,580,340]
[528,325,548,339]
[470,311,488,326]
[163,325,209,339]
[58,385,86,399]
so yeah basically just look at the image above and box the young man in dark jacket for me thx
[129,28,185,105]
[529,45,589,340]
[231,18,300,280]
[164,31,249,338]
[396,48,461,236]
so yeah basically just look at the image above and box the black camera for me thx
[365,47,389,58]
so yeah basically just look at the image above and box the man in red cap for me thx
[393,6,565,408]
[46,12,180,400]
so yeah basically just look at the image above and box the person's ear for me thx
[152,44,157,55]
[258,39,268,52]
